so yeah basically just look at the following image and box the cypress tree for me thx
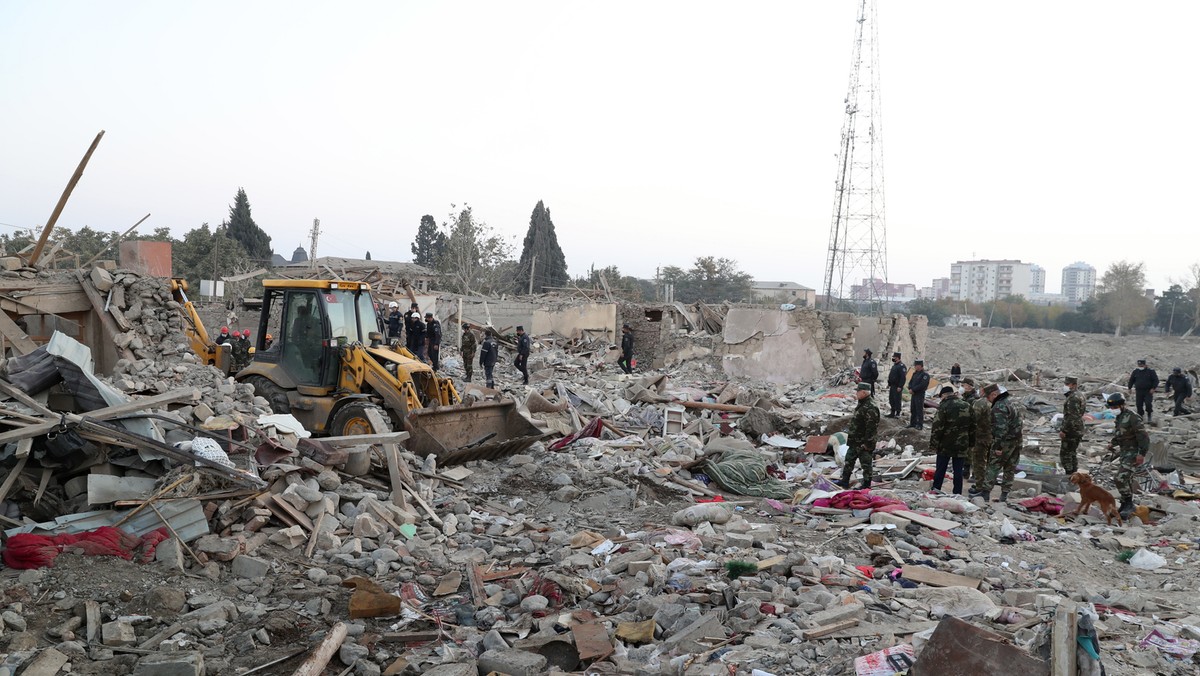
[516,200,568,293]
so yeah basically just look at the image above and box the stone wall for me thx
[718,307,859,384]
[855,314,929,362]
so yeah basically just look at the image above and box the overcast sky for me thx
[2,1,1198,294]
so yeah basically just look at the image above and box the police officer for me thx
[838,382,880,490]
[929,385,974,495]
[479,330,498,388]
[907,359,930,430]
[860,349,879,395]
[618,323,634,374]
[425,312,442,371]
[386,302,402,341]
[886,352,907,418]
[1105,392,1149,519]
[1059,376,1085,474]
[1164,367,1193,416]
[409,307,426,362]
[404,303,421,354]
[461,324,477,383]
[515,326,531,385]
[1127,359,1159,424]
[976,383,1022,501]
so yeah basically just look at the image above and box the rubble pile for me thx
[3,317,1200,675]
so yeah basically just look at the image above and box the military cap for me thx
[892,352,902,358]
[856,382,872,392]
[1137,359,1146,365]
[913,359,924,365]
[962,377,975,386]
[864,348,873,355]
[939,385,954,396]
[982,383,1000,396]
[1064,376,1078,385]
[1173,367,1183,374]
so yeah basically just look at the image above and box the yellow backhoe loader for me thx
[223,278,541,465]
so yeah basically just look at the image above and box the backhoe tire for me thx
[330,402,393,437]
[244,376,292,415]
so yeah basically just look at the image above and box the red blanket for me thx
[812,489,907,512]
[2,526,170,569]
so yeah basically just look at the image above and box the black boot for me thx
[860,478,872,490]
[836,474,851,489]
[1119,497,1135,519]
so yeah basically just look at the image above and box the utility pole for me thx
[528,254,537,295]
[822,0,888,315]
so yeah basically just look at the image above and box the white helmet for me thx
[388,301,399,309]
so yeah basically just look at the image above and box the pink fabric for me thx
[1020,496,1064,515]
[812,489,907,512]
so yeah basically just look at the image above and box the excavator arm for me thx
[170,278,231,374]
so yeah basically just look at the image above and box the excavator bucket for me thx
[402,401,545,466]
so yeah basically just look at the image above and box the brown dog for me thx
[1068,472,1123,526]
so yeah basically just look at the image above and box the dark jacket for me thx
[404,310,421,338]
[517,333,531,356]
[621,332,634,354]
[1165,373,1192,398]
[860,356,879,383]
[409,317,425,343]
[887,360,907,388]
[426,319,442,347]
[1128,367,1159,391]
[479,336,498,367]
[215,332,231,345]
[908,369,930,394]
[386,311,402,336]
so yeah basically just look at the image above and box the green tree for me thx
[224,188,273,263]
[905,298,949,326]
[411,214,446,267]
[173,223,252,290]
[1154,285,1194,335]
[516,200,569,294]
[675,256,752,303]
[1095,261,1153,335]
[436,205,514,295]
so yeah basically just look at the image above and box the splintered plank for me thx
[901,565,981,589]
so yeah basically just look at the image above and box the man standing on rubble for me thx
[386,302,402,342]
[479,330,498,388]
[404,303,421,354]
[907,359,930,430]
[887,352,907,418]
[461,324,477,383]
[618,323,635,375]
[860,349,879,395]
[838,382,880,490]
[1106,392,1149,519]
[1059,377,1085,474]
[1127,359,1159,424]
[1165,367,1193,416]
[962,379,985,482]
[976,383,1022,501]
[515,326,531,385]
[929,385,974,495]
[425,312,442,371]
[409,307,427,362]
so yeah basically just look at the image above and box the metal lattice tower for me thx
[822,0,888,312]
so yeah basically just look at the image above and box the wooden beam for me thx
[26,130,105,267]
[0,387,200,446]
[1051,603,1078,676]
[292,622,348,676]
[383,443,411,512]
[75,270,134,362]
[0,311,38,354]
[901,565,982,590]
[81,213,151,269]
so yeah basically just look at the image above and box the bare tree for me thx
[436,205,515,296]
[1095,260,1153,336]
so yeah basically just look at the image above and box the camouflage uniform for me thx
[461,329,477,382]
[929,394,974,494]
[968,393,992,484]
[982,392,1022,495]
[841,394,881,487]
[1110,409,1149,500]
[230,336,250,372]
[1060,388,1086,473]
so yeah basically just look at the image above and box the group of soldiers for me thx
[846,351,1181,519]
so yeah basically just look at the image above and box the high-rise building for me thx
[949,260,1035,303]
[1030,265,1045,294]
[931,277,952,299]
[1061,262,1096,304]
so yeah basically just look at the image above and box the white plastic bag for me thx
[671,503,731,526]
[1129,548,1167,570]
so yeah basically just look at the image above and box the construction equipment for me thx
[234,279,542,465]
[170,278,233,375]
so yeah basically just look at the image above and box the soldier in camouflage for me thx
[839,382,880,490]
[929,386,975,495]
[1105,392,1149,518]
[1059,376,1085,474]
[966,379,992,490]
[976,383,1022,501]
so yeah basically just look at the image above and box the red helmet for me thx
[242,329,251,337]
[220,326,229,333]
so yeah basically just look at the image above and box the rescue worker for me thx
[618,323,634,374]
[976,383,1023,501]
[404,303,421,353]
[1105,392,1149,519]
[425,312,442,371]
[461,324,477,382]
[860,348,879,395]
[479,330,498,388]
[907,359,930,430]
[967,379,992,487]
[886,352,907,418]
[386,302,402,341]
[515,325,531,385]
[230,329,250,371]
[929,385,974,495]
[1059,376,1085,474]
[838,382,880,490]
[1127,359,1159,424]
[1164,367,1193,416]
[409,306,426,362]
[215,326,232,345]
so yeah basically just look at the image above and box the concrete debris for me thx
[5,269,1200,676]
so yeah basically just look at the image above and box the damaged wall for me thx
[532,303,616,341]
[856,314,929,362]
[718,307,858,384]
